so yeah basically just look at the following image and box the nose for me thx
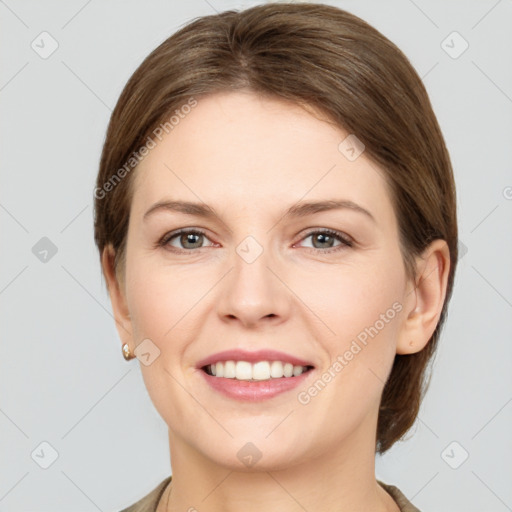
[216,239,290,329]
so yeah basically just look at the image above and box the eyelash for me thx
[156,228,354,254]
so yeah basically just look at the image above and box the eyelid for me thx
[157,227,354,253]
[158,227,213,250]
[295,228,354,250]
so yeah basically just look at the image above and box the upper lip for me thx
[196,349,315,369]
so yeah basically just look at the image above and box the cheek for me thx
[298,256,403,340]
[125,255,219,354]
[126,270,184,341]
[124,262,202,421]
[288,260,405,454]
[294,263,404,426]
[124,236,176,323]
[126,271,166,340]
[307,255,405,378]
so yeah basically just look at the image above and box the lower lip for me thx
[199,368,314,401]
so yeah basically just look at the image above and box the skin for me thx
[102,90,450,512]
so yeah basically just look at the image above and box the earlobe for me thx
[396,239,451,355]
[101,245,133,348]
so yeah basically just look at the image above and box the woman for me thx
[94,3,457,511]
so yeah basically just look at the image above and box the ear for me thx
[396,239,451,355]
[101,245,134,350]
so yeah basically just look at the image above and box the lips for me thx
[195,348,315,369]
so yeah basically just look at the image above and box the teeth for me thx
[206,360,310,380]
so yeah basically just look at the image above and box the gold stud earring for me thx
[122,343,135,361]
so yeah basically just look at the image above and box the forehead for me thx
[131,91,394,223]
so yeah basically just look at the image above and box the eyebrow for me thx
[143,199,376,223]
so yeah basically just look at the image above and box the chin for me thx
[200,436,307,473]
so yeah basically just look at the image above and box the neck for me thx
[161,422,399,512]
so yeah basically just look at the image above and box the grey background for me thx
[1,0,511,511]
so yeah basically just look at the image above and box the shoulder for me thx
[119,476,172,512]
[377,480,422,512]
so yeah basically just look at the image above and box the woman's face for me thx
[117,90,415,469]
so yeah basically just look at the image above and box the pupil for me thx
[315,233,332,248]
[182,233,201,248]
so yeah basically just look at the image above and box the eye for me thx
[157,227,353,254]
[297,229,353,253]
[158,228,215,251]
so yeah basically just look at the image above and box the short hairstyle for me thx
[94,2,458,454]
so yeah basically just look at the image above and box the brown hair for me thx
[94,2,458,454]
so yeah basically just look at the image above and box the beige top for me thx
[119,476,421,512]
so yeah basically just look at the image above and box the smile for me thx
[203,360,313,381]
